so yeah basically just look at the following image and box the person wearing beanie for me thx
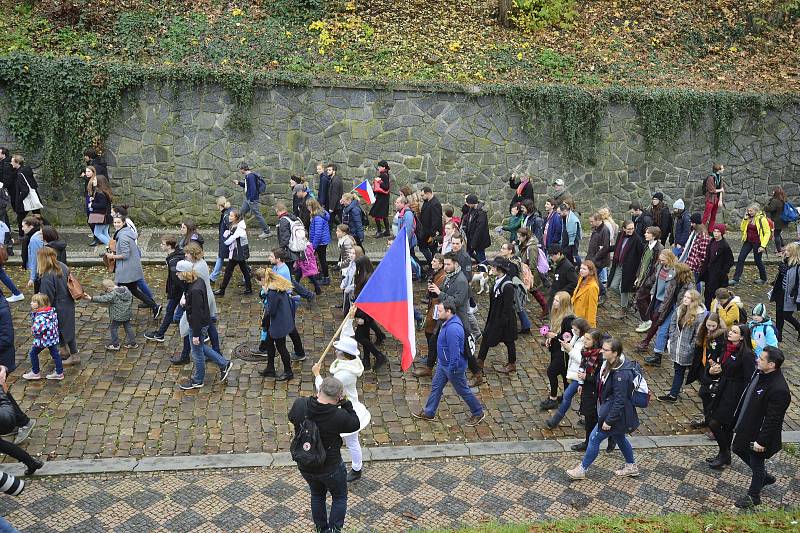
[748,303,779,361]
[699,224,734,308]
[730,203,770,287]
[670,199,691,255]
[461,194,490,263]
[647,192,673,245]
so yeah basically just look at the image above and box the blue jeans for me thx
[93,224,111,245]
[293,279,314,301]
[137,279,155,301]
[654,307,674,354]
[581,425,635,470]
[300,461,348,533]
[241,198,270,233]
[189,327,228,384]
[553,380,580,421]
[517,310,531,331]
[0,267,21,296]
[423,365,483,417]
[210,257,224,281]
[182,320,221,359]
[0,516,19,533]
[29,345,63,375]
[155,298,179,336]
[669,362,688,397]
[598,267,608,295]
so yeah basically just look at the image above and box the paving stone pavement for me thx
[1,260,798,464]
[0,447,798,532]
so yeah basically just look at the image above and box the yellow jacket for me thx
[572,277,600,328]
[739,212,771,249]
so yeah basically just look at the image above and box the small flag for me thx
[354,227,416,371]
[354,179,376,205]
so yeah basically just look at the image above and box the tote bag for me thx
[21,174,43,211]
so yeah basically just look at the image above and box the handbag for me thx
[103,239,117,273]
[88,213,106,224]
[20,174,43,211]
[67,272,86,300]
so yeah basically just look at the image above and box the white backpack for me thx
[288,217,309,252]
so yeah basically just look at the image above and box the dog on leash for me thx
[470,264,491,294]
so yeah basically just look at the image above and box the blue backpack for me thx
[627,360,651,408]
[252,172,267,195]
[781,201,799,223]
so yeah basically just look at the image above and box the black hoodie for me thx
[289,396,360,474]
[46,239,68,265]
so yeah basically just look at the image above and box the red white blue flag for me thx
[354,226,416,371]
[354,179,376,205]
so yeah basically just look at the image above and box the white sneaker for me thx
[6,293,24,303]
[635,320,652,333]
[614,463,640,477]
[566,465,586,480]
[45,372,64,380]
[22,372,41,380]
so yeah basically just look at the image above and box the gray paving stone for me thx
[134,453,272,472]
[466,440,563,456]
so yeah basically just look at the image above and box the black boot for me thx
[374,351,387,370]
[709,452,731,470]
[347,468,362,482]
[644,353,661,366]
[260,365,276,378]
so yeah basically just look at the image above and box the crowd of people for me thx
[0,152,796,530]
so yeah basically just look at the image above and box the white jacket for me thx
[315,357,371,435]
[565,337,585,382]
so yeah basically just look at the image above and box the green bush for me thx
[509,0,577,33]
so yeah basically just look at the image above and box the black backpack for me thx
[290,398,327,469]
[360,205,369,227]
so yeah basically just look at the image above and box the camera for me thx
[0,471,24,496]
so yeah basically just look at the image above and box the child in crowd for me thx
[86,279,137,350]
[748,303,779,360]
[144,235,185,343]
[709,288,745,327]
[22,293,63,381]
[497,202,524,243]
[336,224,356,272]
[545,318,592,428]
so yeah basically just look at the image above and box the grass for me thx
[420,510,800,532]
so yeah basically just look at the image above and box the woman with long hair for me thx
[258,270,296,382]
[210,196,232,283]
[178,219,204,250]
[764,186,788,252]
[88,175,113,246]
[638,262,692,357]
[213,209,252,297]
[36,247,78,363]
[659,289,707,402]
[353,256,387,370]
[540,291,575,410]
[571,260,600,328]
[706,323,756,470]
[688,312,727,431]
[308,198,331,285]
[770,242,800,341]
[84,165,98,244]
[499,242,533,334]
[106,214,162,319]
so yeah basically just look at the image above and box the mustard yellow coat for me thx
[572,277,600,328]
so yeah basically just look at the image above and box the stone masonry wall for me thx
[2,83,799,225]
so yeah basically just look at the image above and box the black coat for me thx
[13,165,38,213]
[418,196,442,245]
[216,208,231,259]
[579,354,602,418]
[89,190,112,224]
[648,206,673,245]
[482,277,517,345]
[463,205,490,252]
[508,177,534,211]
[289,396,360,474]
[732,369,791,458]
[326,175,343,213]
[165,249,186,300]
[46,240,68,265]
[0,156,15,200]
[369,169,391,219]
[608,233,643,293]
[186,278,212,333]
[700,238,734,307]
[548,256,578,305]
[0,297,15,372]
[586,225,611,270]
[89,157,109,179]
[633,212,653,243]
[709,343,756,426]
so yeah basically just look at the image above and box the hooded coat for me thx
[314,356,371,436]
[38,263,76,346]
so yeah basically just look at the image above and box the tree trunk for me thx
[498,0,513,28]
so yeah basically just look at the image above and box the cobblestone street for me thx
[1,258,797,463]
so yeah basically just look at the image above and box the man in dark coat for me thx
[83,149,108,178]
[0,297,37,445]
[700,223,735,308]
[586,213,611,295]
[475,257,518,375]
[629,201,653,244]
[418,186,442,269]
[462,194,490,263]
[0,148,15,235]
[547,244,578,309]
[731,346,791,509]
[325,163,343,227]
[11,154,41,236]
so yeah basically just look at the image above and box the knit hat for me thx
[465,194,479,205]
[653,192,665,201]
[752,303,769,320]
[333,336,360,357]
[690,213,702,224]
[673,199,685,210]
[175,260,194,273]
[713,223,727,235]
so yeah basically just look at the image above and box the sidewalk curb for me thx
[6,432,799,478]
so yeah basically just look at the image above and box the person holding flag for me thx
[369,160,391,238]
[412,302,486,426]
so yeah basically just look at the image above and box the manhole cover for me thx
[232,342,268,362]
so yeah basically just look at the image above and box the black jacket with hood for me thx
[289,396,360,474]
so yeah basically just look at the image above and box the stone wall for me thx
[3,83,800,225]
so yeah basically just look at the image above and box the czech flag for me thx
[354,179,376,205]
[354,226,416,371]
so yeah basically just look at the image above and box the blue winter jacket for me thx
[343,201,364,242]
[318,172,330,207]
[597,359,640,435]
[672,212,691,248]
[238,171,260,202]
[310,212,331,248]
[396,208,418,248]
[437,315,466,371]
[749,319,779,360]
[266,289,295,339]
[544,212,562,247]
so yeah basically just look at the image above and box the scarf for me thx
[722,341,739,365]
[581,348,602,377]
[516,178,530,196]
[635,242,655,286]
[713,172,722,189]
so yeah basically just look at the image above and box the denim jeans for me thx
[517,310,531,331]
[300,461,348,533]
[653,307,674,353]
[240,198,270,233]
[0,267,21,296]
[29,345,63,375]
[155,298,179,336]
[553,380,580,421]
[581,425,635,470]
[733,241,767,282]
[109,320,136,345]
[135,279,155,301]
[93,223,111,245]
[210,257,224,281]
[189,327,229,385]
[182,321,221,359]
[598,267,608,295]
[423,365,483,417]
[668,362,688,397]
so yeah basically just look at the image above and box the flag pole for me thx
[316,305,357,367]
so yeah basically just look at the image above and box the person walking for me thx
[21,293,64,381]
[639,262,694,364]
[475,257,518,375]
[462,194,490,263]
[559,202,582,265]
[0,220,23,303]
[0,366,43,475]
[106,215,162,319]
[312,336,371,482]
[730,346,791,509]
[288,377,360,533]
[689,313,727,431]
[632,227,664,331]
[42,226,67,266]
[547,244,578,309]
[412,302,486,426]
[679,218,710,290]
[144,235,185,343]
[702,163,725,228]
[764,186,788,253]
[648,193,673,245]
[567,337,640,480]
[418,186,442,269]
[0,297,37,445]
[36,248,79,364]
[324,163,344,229]
[609,221,643,320]
[352,256,387,371]
[308,199,331,286]
[11,155,44,237]
[770,242,800,341]
[209,196,232,283]
[87,175,113,246]
[706,323,755,470]
[340,194,364,250]
[176,260,232,390]
[508,173,534,212]
[369,160,392,237]
[540,291,575,410]
[700,224,735,309]
[413,254,447,378]
[629,201,653,243]
[544,319,593,429]
[670,199,691,256]
[730,203,771,286]
[233,162,271,238]
[571,260,600,328]
[257,270,296,382]
[657,290,707,402]
[85,279,137,350]
[585,212,611,296]
[213,209,253,297]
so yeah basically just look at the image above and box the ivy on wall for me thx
[0,52,795,187]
